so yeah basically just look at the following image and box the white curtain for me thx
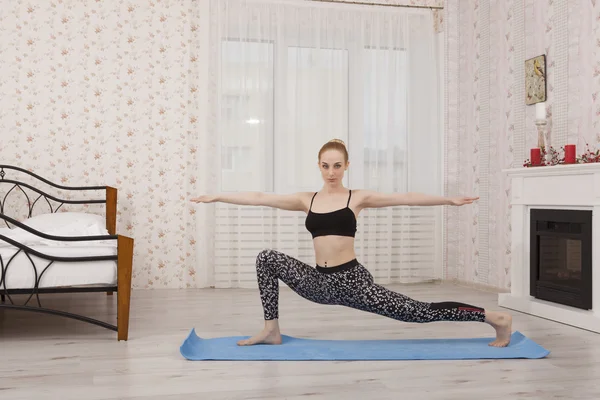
[196,0,443,288]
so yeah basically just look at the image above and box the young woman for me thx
[191,139,512,347]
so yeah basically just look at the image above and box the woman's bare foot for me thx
[237,319,282,346]
[485,311,513,347]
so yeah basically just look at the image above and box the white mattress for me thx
[0,214,119,290]
[0,245,117,290]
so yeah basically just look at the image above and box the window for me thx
[363,47,408,192]
[219,40,411,193]
[207,1,442,288]
[284,46,349,191]
[219,40,274,192]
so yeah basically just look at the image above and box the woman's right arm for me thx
[190,192,310,212]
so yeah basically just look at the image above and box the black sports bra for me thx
[305,190,357,239]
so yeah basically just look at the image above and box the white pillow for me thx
[22,212,105,232]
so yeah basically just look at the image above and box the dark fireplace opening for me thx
[530,209,592,310]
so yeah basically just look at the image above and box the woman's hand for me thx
[448,196,479,206]
[190,195,217,204]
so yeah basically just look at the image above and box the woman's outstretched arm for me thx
[356,190,478,209]
[190,192,311,212]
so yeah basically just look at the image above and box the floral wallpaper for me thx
[0,0,202,289]
[444,0,522,289]
[445,0,600,290]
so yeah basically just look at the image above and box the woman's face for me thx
[318,149,348,186]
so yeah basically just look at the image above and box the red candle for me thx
[564,144,576,164]
[530,148,541,166]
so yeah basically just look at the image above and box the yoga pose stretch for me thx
[191,139,512,347]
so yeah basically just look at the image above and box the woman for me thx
[191,139,512,347]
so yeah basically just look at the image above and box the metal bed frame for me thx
[0,165,134,341]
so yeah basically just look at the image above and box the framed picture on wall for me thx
[525,54,546,105]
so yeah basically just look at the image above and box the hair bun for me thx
[319,138,349,162]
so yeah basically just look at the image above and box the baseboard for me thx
[499,293,600,333]
[442,278,510,294]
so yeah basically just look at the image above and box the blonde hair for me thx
[318,139,348,162]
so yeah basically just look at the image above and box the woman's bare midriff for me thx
[312,236,357,267]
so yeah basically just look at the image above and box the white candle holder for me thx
[535,119,550,163]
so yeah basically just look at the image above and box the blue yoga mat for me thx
[179,329,550,361]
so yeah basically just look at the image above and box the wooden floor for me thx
[1,282,600,399]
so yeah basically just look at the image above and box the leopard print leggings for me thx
[255,249,487,323]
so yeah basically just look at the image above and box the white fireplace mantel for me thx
[501,163,600,333]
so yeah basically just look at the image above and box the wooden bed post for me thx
[106,186,117,235]
[106,187,118,296]
[117,235,134,341]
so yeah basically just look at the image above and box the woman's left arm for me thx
[355,190,478,208]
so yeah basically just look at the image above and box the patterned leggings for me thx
[255,249,487,323]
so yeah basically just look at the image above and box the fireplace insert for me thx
[530,209,592,310]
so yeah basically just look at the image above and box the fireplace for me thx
[530,209,592,310]
[502,163,600,333]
